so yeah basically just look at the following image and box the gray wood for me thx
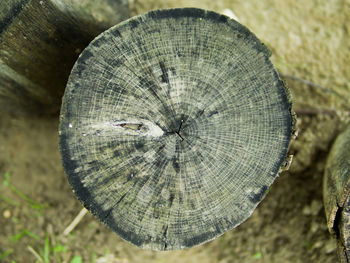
[59,8,295,250]
[324,125,350,262]
[0,0,129,115]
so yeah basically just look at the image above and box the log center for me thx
[168,119,185,141]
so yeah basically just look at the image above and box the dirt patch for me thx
[1,0,349,262]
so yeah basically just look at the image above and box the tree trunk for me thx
[324,125,350,263]
[0,0,129,115]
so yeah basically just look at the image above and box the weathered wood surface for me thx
[324,125,350,262]
[59,8,295,250]
[0,0,129,115]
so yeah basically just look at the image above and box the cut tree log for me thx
[324,125,350,263]
[0,0,129,115]
[59,8,296,250]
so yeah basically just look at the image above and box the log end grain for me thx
[59,8,295,250]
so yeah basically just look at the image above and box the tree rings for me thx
[59,8,294,250]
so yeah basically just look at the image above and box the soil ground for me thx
[1,0,349,262]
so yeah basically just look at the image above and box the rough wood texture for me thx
[324,125,350,263]
[59,8,295,250]
[0,0,129,115]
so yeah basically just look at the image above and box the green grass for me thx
[9,229,41,242]
[71,255,83,263]
[253,252,262,259]
[40,234,69,263]
[44,234,50,263]
[6,227,76,263]
[53,244,67,253]
[0,250,13,260]
[0,194,19,206]
[90,252,97,263]
[3,172,47,210]
[2,172,96,262]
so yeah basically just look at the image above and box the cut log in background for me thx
[59,8,295,250]
[324,125,350,263]
[0,0,129,115]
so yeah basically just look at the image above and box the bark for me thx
[0,0,129,115]
[324,125,350,263]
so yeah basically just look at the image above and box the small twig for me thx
[27,246,43,263]
[63,208,88,236]
[279,73,345,100]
